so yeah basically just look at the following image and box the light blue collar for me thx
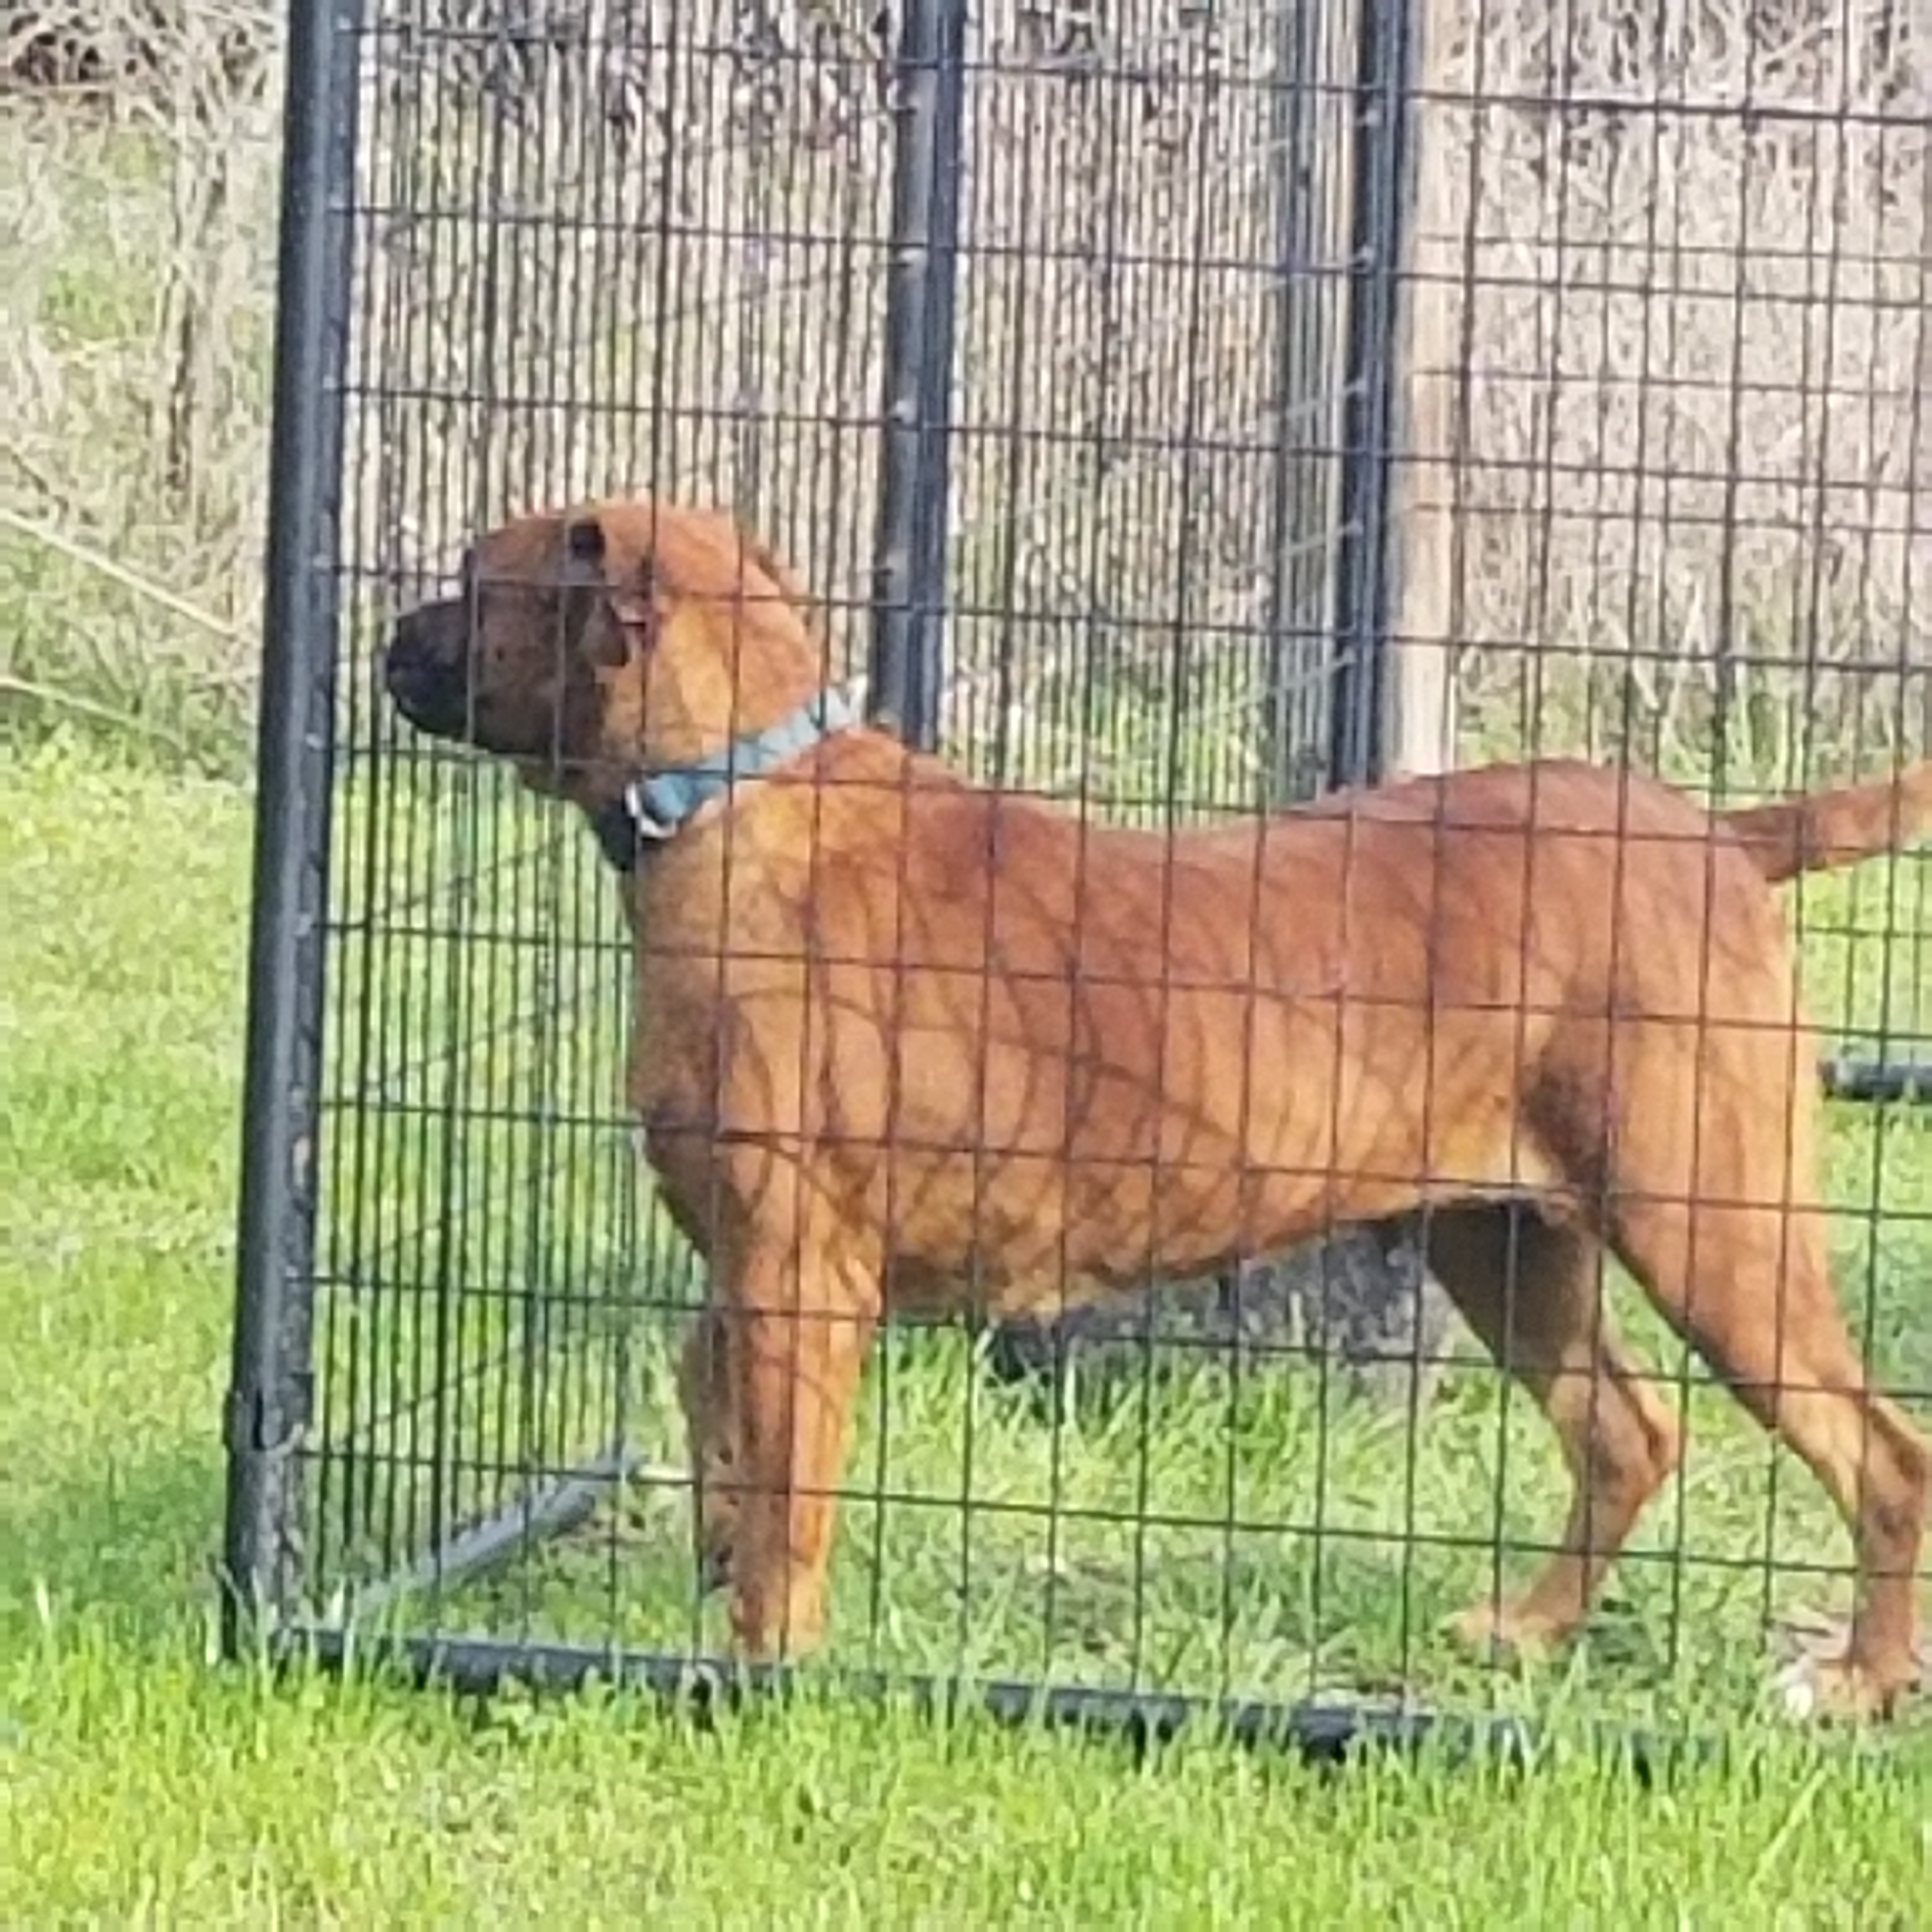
[620,686,860,846]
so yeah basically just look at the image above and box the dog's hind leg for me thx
[1607,1183,1928,1717]
[713,1233,880,1663]
[1425,1204,1683,1657]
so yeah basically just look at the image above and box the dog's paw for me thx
[1771,1609,1921,1723]
[1450,1598,1567,1662]
[729,1574,828,1664]
[1775,1649,1912,1724]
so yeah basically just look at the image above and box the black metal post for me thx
[1264,0,1342,807]
[867,0,967,751]
[1329,0,1418,789]
[1820,1054,1932,1105]
[271,1626,1721,1785]
[221,0,363,1656]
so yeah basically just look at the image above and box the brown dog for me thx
[383,493,1932,1715]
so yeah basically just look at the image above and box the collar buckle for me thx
[621,779,678,843]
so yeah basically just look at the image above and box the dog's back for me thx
[639,746,1805,1308]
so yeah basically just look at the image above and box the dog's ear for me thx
[560,512,652,669]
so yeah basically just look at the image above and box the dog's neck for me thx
[588,686,861,874]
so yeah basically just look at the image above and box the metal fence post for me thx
[1264,0,1346,807]
[1330,0,1418,790]
[221,0,362,1655]
[868,0,967,751]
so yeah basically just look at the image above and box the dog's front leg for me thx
[678,1301,743,1595]
[716,1243,878,1662]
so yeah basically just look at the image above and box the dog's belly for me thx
[870,1142,1553,1321]
[634,889,1572,1320]
[842,1000,1559,1321]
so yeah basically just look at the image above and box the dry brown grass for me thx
[2,0,1926,788]
[2,0,277,765]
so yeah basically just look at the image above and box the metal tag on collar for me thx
[622,778,677,843]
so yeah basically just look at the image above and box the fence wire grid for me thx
[222,0,1932,1744]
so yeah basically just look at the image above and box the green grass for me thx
[4,735,1932,1924]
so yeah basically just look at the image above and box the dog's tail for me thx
[1720,758,1932,883]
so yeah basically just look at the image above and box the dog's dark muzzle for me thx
[382,602,470,739]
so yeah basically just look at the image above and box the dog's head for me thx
[382,494,829,808]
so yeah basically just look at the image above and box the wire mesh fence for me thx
[222,0,1931,1743]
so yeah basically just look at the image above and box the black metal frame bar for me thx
[1328,0,1416,789]
[866,0,966,753]
[1820,1056,1932,1105]
[266,1625,1718,1782]
[323,1440,654,1628]
[1262,0,1342,807]
[221,0,364,1653]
